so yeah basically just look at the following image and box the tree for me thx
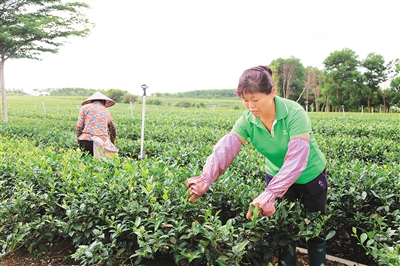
[107,89,127,103]
[323,48,362,111]
[176,100,191,108]
[385,59,400,107]
[311,68,324,112]
[296,67,324,111]
[378,88,390,112]
[147,98,163,105]
[320,77,334,112]
[281,62,296,99]
[362,53,387,109]
[270,57,305,100]
[122,93,138,104]
[0,0,93,122]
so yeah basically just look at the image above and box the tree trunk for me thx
[316,98,321,112]
[1,58,8,122]
[282,63,296,99]
[382,95,386,113]
[326,96,330,112]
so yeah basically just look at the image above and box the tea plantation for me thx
[0,96,399,265]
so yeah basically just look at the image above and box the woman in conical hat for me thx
[76,91,118,157]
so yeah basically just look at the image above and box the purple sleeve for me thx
[75,107,85,138]
[202,132,242,182]
[186,132,242,199]
[108,119,116,144]
[265,137,310,198]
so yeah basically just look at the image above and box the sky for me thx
[5,0,400,96]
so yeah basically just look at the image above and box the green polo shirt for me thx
[232,96,326,184]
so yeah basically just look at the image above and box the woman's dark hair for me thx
[235,65,275,97]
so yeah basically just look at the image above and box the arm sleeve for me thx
[108,119,116,144]
[202,132,242,182]
[186,132,242,199]
[265,137,310,198]
[75,107,85,138]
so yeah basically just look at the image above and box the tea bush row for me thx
[0,132,398,265]
[2,110,400,165]
[1,103,399,265]
[0,135,329,265]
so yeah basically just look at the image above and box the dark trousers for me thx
[265,169,328,243]
[264,169,328,214]
[78,140,94,156]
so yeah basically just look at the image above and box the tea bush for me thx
[1,96,399,265]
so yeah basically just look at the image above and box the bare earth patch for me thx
[0,241,353,266]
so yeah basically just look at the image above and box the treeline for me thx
[25,88,234,108]
[4,88,30,95]
[153,49,400,113]
[269,49,400,113]
[32,87,100,96]
[12,47,400,113]
[29,88,139,104]
[28,87,238,100]
[152,89,237,99]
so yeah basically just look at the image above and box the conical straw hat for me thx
[82,91,116,107]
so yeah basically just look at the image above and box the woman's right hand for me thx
[185,175,211,202]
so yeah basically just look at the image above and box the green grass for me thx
[5,95,245,112]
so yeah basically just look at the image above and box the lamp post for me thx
[139,84,148,160]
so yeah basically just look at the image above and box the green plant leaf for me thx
[325,230,336,241]
[360,233,368,244]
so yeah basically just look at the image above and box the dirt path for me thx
[0,239,367,266]
[0,248,357,266]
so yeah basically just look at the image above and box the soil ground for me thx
[0,240,351,266]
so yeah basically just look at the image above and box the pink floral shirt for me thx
[76,101,116,143]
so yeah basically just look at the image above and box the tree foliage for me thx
[107,88,127,103]
[323,48,362,111]
[321,48,400,112]
[0,0,93,122]
[297,67,324,112]
[153,89,237,99]
[270,57,305,100]
[45,87,97,96]
[122,93,138,104]
[362,53,387,109]
[385,59,400,107]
